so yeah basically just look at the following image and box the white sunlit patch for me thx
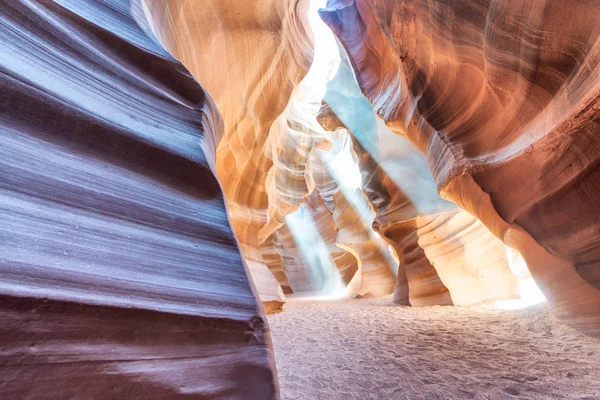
[388,244,399,264]
[307,0,341,94]
[494,247,546,310]
[329,147,362,190]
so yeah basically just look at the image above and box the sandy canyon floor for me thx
[268,296,600,400]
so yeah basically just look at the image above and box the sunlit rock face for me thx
[142,0,528,310]
[318,107,520,306]
[0,0,276,397]
[142,0,316,307]
[321,0,600,336]
[365,136,522,307]
[141,0,399,302]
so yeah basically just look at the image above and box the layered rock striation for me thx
[0,0,277,397]
[321,0,600,336]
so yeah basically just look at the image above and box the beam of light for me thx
[273,0,365,299]
[307,2,401,282]
[274,0,397,299]
[318,22,458,216]
[494,247,546,310]
[285,204,347,299]
[388,244,400,264]
[317,131,398,278]
[258,0,345,242]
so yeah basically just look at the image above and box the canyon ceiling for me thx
[0,0,599,398]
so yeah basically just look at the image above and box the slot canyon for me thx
[1,0,599,398]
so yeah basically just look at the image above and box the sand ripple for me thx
[269,297,600,399]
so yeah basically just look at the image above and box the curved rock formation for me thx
[0,0,276,397]
[141,0,400,303]
[362,124,521,306]
[319,105,520,306]
[316,132,398,298]
[142,0,315,308]
[321,0,600,336]
[272,190,358,294]
[10,0,597,396]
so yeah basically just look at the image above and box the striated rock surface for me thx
[0,0,277,397]
[142,0,516,310]
[322,0,600,335]
[142,0,399,303]
[317,38,521,307]
[142,0,315,307]
[319,106,520,306]
[300,128,397,297]
[362,125,520,306]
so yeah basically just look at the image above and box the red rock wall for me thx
[318,107,519,307]
[0,0,277,397]
[141,0,317,307]
[321,0,600,336]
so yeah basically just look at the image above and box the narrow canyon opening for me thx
[2,0,600,398]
